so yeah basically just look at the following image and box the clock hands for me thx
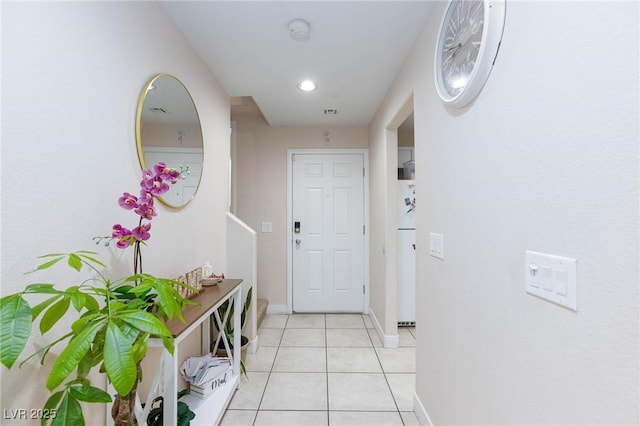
[446,42,463,53]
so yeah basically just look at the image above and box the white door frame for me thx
[287,148,370,314]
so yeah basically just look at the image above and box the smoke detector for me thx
[288,19,310,42]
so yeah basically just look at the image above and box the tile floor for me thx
[220,313,418,426]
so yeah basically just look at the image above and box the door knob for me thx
[295,239,301,246]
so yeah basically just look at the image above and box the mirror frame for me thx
[135,73,204,209]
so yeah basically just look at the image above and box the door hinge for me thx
[363,225,365,234]
[363,285,365,295]
[363,168,365,177]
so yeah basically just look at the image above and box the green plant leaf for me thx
[71,312,106,335]
[89,287,108,297]
[154,279,185,322]
[161,335,175,355]
[24,283,60,294]
[82,294,99,311]
[67,253,83,272]
[31,296,63,320]
[46,320,104,391]
[241,287,253,332]
[42,391,64,426]
[0,295,32,368]
[40,298,71,334]
[132,334,149,364]
[70,293,86,312]
[27,256,65,273]
[76,351,94,379]
[68,384,112,403]
[118,311,172,337]
[51,391,84,426]
[118,322,140,344]
[76,251,106,268]
[38,253,66,258]
[103,322,136,395]
[12,331,73,368]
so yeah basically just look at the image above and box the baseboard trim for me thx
[414,391,434,426]
[266,304,290,315]
[368,306,399,349]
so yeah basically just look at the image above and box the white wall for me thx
[370,1,639,424]
[1,2,230,423]
[234,116,368,309]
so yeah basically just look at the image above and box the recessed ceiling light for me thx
[297,80,317,92]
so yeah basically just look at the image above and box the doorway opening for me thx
[397,112,415,327]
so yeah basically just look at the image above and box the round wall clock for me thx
[434,0,506,108]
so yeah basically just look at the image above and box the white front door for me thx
[292,153,365,312]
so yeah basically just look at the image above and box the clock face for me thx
[438,0,485,99]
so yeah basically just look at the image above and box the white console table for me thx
[138,279,243,426]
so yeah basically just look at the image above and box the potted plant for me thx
[212,286,252,376]
[0,163,196,426]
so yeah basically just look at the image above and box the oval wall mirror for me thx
[136,74,204,209]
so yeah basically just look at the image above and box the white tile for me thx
[329,411,404,426]
[375,347,415,373]
[220,409,256,426]
[260,372,327,410]
[385,373,416,411]
[400,411,421,425]
[260,314,288,329]
[254,410,327,426]
[257,328,283,347]
[272,347,326,372]
[286,314,325,328]
[328,373,396,411]
[327,347,382,373]
[326,328,372,347]
[280,328,326,347]
[228,372,269,410]
[245,346,277,372]
[398,328,416,347]
[326,313,365,328]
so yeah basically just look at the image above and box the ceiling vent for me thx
[323,108,338,116]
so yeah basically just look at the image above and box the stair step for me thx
[257,298,268,329]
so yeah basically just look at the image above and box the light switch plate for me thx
[429,233,444,260]
[261,222,272,233]
[525,251,577,311]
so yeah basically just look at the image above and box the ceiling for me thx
[160,1,434,126]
